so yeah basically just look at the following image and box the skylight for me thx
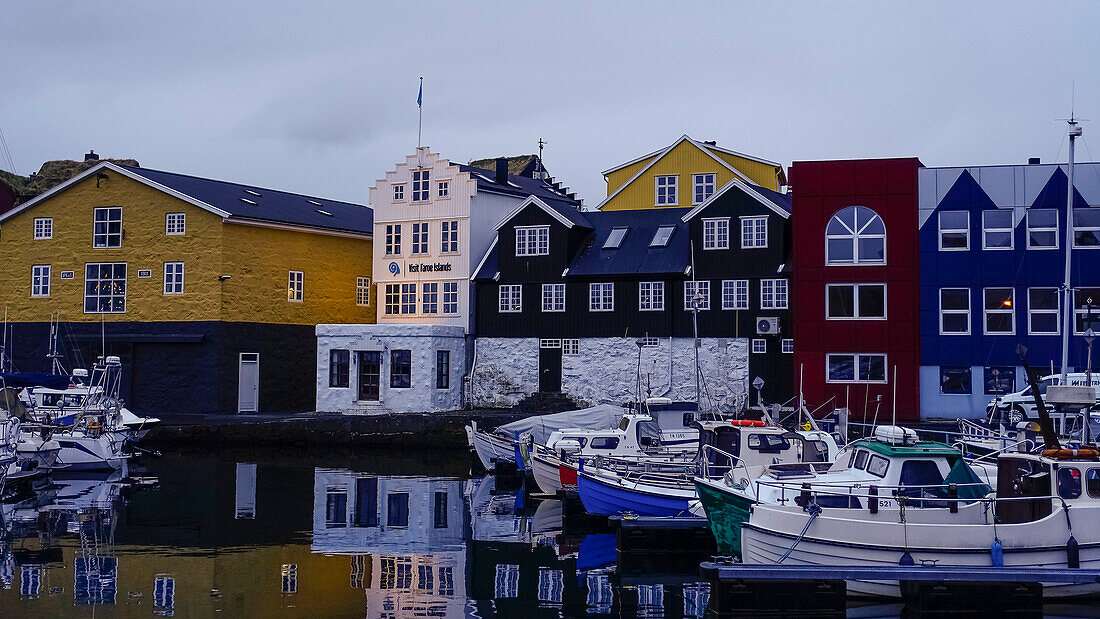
[315,209,334,217]
[245,189,262,197]
[239,198,257,205]
[604,227,628,249]
[650,225,675,247]
[308,199,323,207]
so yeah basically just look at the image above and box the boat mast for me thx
[1060,118,1082,384]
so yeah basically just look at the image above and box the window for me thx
[385,224,401,255]
[562,339,579,355]
[604,227,627,249]
[84,263,126,313]
[939,288,970,334]
[288,270,303,302]
[984,366,1015,395]
[421,282,438,314]
[650,225,675,247]
[442,282,458,314]
[1027,287,1059,334]
[412,169,430,202]
[760,279,788,309]
[516,226,549,256]
[740,216,768,248]
[329,349,350,388]
[411,222,428,255]
[326,485,348,527]
[356,277,370,306]
[722,280,749,310]
[655,175,677,206]
[684,281,710,310]
[387,492,410,526]
[703,218,729,249]
[867,455,889,478]
[33,217,52,239]
[589,282,613,311]
[163,262,184,295]
[590,437,620,450]
[826,283,886,319]
[752,339,766,354]
[542,283,565,312]
[982,209,1013,249]
[984,288,1014,334]
[393,183,405,201]
[441,220,459,253]
[437,180,449,198]
[384,284,400,315]
[853,450,869,469]
[781,339,794,354]
[540,338,562,348]
[165,212,185,235]
[1058,468,1083,500]
[281,564,298,594]
[31,265,50,297]
[433,490,449,529]
[1027,209,1058,249]
[1075,208,1100,248]
[940,366,972,394]
[938,211,969,250]
[1088,469,1100,498]
[400,283,416,314]
[390,350,411,388]
[93,207,122,248]
[436,350,450,389]
[639,281,664,311]
[1074,288,1100,334]
[826,353,887,383]
[153,575,175,612]
[693,173,716,204]
[499,284,522,313]
[826,206,885,264]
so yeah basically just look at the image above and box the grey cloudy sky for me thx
[2,1,1099,207]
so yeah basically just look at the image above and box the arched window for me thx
[826,206,885,265]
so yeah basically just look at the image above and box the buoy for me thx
[991,539,1004,567]
[1067,535,1081,569]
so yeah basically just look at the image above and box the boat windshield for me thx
[619,417,630,431]
[41,393,85,408]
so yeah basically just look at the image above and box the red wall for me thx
[791,158,921,421]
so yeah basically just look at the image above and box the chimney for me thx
[703,140,717,146]
[1028,157,1041,165]
[85,150,100,162]
[495,157,508,184]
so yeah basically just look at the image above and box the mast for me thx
[1060,118,1082,383]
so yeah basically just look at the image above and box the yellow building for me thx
[0,161,374,413]
[597,134,786,211]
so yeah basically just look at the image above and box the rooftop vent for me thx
[495,158,508,184]
[703,140,717,146]
[1028,157,1041,165]
[85,150,99,162]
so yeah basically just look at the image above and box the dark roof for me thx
[753,185,792,214]
[473,239,500,280]
[122,165,373,234]
[567,209,692,277]
[458,164,581,210]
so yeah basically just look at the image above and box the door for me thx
[358,351,381,401]
[238,353,259,413]
[539,340,562,393]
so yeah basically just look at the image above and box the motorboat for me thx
[468,403,629,472]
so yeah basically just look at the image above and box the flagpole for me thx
[417,76,423,150]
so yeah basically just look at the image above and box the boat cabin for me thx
[996,451,1100,524]
[695,420,840,478]
[545,410,698,460]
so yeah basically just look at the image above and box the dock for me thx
[610,514,715,556]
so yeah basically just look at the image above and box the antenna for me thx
[537,138,546,178]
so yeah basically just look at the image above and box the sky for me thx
[2,1,1099,207]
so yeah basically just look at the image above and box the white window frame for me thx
[781,339,794,354]
[982,209,1014,250]
[31,265,50,297]
[1073,288,1100,334]
[760,279,788,309]
[515,226,550,256]
[384,283,400,315]
[400,282,416,314]
[825,206,886,265]
[441,220,459,254]
[825,283,887,320]
[499,284,522,313]
[165,212,186,235]
[722,280,749,310]
[1026,208,1058,250]
[639,281,665,311]
[437,180,450,198]
[442,282,458,314]
[684,281,710,310]
[751,339,766,354]
[938,211,970,251]
[702,218,730,250]
[83,262,127,314]
[655,175,678,206]
[385,224,401,256]
[589,282,614,312]
[163,262,185,295]
[288,270,304,302]
[939,287,970,335]
[1028,287,1059,335]
[33,217,52,239]
[541,283,565,312]
[650,225,675,247]
[562,339,579,355]
[1073,208,1100,249]
[411,222,428,255]
[412,169,430,202]
[640,337,660,347]
[825,353,888,384]
[740,216,768,249]
[93,207,122,248]
[983,287,1015,335]
[356,277,371,306]
[392,183,406,201]
[421,282,438,314]
[693,173,716,205]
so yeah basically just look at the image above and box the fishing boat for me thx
[467,403,628,471]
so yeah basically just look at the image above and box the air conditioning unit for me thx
[756,317,780,335]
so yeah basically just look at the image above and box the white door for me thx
[238,353,260,413]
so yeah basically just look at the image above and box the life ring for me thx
[732,419,766,427]
[1042,448,1100,461]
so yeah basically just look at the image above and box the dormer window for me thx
[515,225,549,256]
[650,225,675,247]
[604,227,628,249]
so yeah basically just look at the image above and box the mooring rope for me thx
[776,502,822,564]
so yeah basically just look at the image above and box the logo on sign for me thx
[388,262,400,275]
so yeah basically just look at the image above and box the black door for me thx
[358,351,381,401]
[539,345,562,393]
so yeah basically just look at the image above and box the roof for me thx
[458,163,580,209]
[601,135,782,176]
[680,177,793,223]
[493,195,591,231]
[567,208,693,278]
[857,439,961,459]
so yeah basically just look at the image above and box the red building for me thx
[790,158,922,422]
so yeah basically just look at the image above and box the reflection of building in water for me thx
[312,469,467,618]
[235,462,257,519]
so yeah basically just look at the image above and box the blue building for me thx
[918,161,1100,419]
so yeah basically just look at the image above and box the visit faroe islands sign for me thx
[388,260,454,277]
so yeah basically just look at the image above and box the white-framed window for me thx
[655,175,678,206]
[400,283,416,314]
[356,277,370,306]
[1027,209,1058,249]
[442,282,458,314]
[540,339,562,348]
[393,183,405,201]
[288,270,303,302]
[826,206,885,264]
[684,281,710,310]
[516,226,550,256]
[412,169,430,202]
[1073,288,1100,334]
[165,212,186,235]
[384,283,400,315]
[826,283,886,319]
[385,224,401,255]
[422,282,438,314]
[441,220,459,253]
[722,280,749,310]
[31,265,50,297]
[1028,287,1059,334]
[983,288,1014,334]
[740,216,768,248]
[412,222,428,255]
[437,180,450,198]
[163,262,184,295]
[939,288,970,334]
[938,211,969,250]
[1074,208,1100,248]
[499,284,522,313]
[693,173,716,205]
[589,282,614,312]
[639,281,665,311]
[93,207,122,248]
[826,353,887,383]
[542,283,565,312]
[650,225,675,247]
[702,218,730,250]
[781,339,794,354]
[982,209,1013,250]
[760,279,788,309]
[562,339,579,355]
[751,339,766,354]
[33,217,52,239]
[640,337,660,347]
[83,263,126,313]
[604,227,628,249]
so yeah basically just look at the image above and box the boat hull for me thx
[577,469,692,517]
[470,428,515,471]
[531,451,563,494]
[559,462,578,489]
[694,478,754,556]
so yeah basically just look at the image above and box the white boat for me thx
[468,403,630,471]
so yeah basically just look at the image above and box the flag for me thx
[417,80,422,108]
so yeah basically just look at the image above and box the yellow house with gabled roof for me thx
[596,135,786,211]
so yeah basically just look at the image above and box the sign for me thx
[60,271,74,279]
[408,262,452,274]
[752,376,765,390]
[388,261,400,275]
[386,259,456,278]
[138,270,152,278]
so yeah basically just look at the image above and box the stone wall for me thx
[468,337,540,407]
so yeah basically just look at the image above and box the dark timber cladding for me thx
[474,180,794,402]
